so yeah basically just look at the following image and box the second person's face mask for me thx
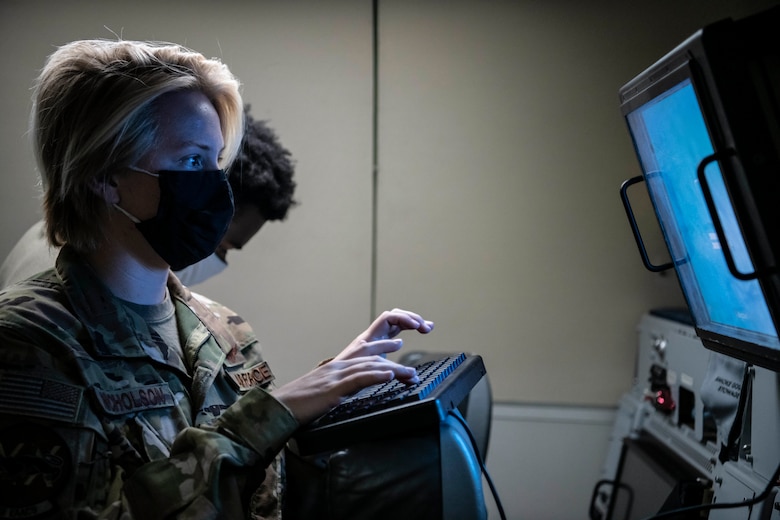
[174,252,228,287]
[114,167,234,271]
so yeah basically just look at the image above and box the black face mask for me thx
[115,168,235,271]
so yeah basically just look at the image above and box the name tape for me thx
[93,383,175,415]
[227,361,275,391]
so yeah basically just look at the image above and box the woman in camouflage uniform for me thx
[0,39,432,519]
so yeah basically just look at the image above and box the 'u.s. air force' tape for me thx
[93,382,175,415]
[226,361,275,391]
[0,370,83,423]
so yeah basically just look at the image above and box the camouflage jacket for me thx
[0,247,299,519]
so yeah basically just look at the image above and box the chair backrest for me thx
[399,350,493,462]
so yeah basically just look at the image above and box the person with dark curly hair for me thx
[0,106,297,287]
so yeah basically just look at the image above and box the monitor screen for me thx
[624,69,780,358]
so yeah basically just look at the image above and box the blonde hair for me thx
[32,39,243,251]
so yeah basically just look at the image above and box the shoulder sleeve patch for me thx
[0,370,83,423]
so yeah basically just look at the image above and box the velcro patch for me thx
[226,361,275,391]
[93,383,175,416]
[0,370,83,423]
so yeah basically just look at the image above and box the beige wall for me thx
[0,0,773,405]
[374,0,773,404]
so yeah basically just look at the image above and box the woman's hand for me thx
[272,308,434,425]
[272,355,420,425]
[334,308,434,361]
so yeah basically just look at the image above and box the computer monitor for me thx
[620,6,780,370]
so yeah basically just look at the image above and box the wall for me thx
[485,403,616,519]
[375,0,776,405]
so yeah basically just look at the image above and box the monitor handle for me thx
[697,150,758,281]
[620,175,674,273]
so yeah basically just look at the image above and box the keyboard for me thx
[291,353,486,455]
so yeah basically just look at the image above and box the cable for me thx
[449,410,507,520]
[641,457,780,520]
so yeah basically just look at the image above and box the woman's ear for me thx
[88,175,119,204]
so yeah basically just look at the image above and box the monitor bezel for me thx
[620,31,780,371]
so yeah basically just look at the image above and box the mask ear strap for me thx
[113,203,142,224]
[110,166,159,223]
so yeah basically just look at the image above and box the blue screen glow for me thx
[627,79,778,344]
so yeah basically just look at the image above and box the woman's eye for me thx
[182,156,204,169]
